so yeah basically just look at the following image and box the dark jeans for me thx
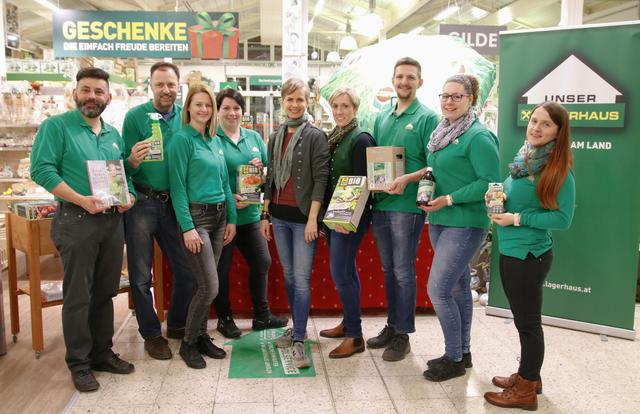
[183,204,227,343]
[124,193,194,338]
[325,209,372,338]
[214,221,271,320]
[50,203,124,372]
[500,250,554,381]
[372,211,424,334]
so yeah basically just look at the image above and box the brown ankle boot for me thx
[320,323,345,338]
[493,373,543,394]
[328,338,365,359]
[485,374,538,411]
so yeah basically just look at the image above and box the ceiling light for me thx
[470,6,488,19]
[339,18,357,50]
[409,26,424,35]
[326,51,341,62]
[433,5,459,21]
[34,0,60,12]
[353,0,383,38]
[314,0,325,16]
[497,8,513,25]
[339,36,357,50]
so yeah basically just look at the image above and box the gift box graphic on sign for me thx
[189,12,239,59]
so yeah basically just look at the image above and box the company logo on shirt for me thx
[147,112,163,121]
[219,149,224,156]
[112,142,120,150]
[252,146,259,152]
[517,54,625,128]
[405,123,414,130]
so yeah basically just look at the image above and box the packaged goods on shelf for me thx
[11,201,57,220]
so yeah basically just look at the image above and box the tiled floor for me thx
[64,306,640,414]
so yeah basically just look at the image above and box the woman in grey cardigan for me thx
[260,77,329,369]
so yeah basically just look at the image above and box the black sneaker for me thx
[217,316,241,339]
[166,326,185,340]
[366,325,396,349]
[382,334,411,361]
[427,352,473,368]
[90,353,135,374]
[252,314,289,331]
[423,356,466,382]
[197,335,226,359]
[179,340,206,369]
[71,369,99,392]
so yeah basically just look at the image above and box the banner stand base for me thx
[485,306,636,341]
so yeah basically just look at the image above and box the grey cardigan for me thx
[264,122,330,217]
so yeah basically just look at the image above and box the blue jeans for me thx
[428,224,487,361]
[271,217,318,342]
[372,211,424,334]
[124,194,194,339]
[325,209,372,338]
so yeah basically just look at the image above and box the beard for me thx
[75,97,107,118]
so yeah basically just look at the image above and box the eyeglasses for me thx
[439,94,469,102]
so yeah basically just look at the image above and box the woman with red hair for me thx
[484,101,575,411]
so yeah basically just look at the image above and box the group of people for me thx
[30,55,575,412]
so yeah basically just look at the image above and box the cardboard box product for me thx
[236,164,262,204]
[366,147,405,190]
[323,176,370,232]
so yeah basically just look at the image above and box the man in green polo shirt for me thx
[31,67,136,392]
[122,62,194,360]
[367,57,439,361]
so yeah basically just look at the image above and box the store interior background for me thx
[1,1,640,413]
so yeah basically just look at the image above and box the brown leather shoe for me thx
[144,336,172,360]
[319,323,346,338]
[493,373,543,394]
[329,338,365,359]
[485,374,538,411]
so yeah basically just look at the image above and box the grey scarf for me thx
[428,110,477,152]
[272,113,309,191]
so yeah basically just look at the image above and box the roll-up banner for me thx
[488,22,640,340]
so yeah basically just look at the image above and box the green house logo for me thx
[518,54,625,128]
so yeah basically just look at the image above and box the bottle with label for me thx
[416,167,436,207]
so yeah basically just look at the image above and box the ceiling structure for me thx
[12,0,640,57]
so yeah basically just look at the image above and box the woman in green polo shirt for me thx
[168,83,237,369]
[212,88,288,339]
[484,102,575,411]
[419,74,500,382]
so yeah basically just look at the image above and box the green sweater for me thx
[30,109,135,202]
[498,171,575,259]
[373,98,439,214]
[122,101,183,191]
[168,124,237,232]
[216,126,267,226]
[427,120,500,229]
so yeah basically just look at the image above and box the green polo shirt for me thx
[30,109,135,202]
[216,126,267,226]
[373,98,439,214]
[498,171,575,260]
[122,101,182,191]
[427,119,500,229]
[168,124,237,232]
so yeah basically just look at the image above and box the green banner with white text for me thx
[488,22,640,338]
[53,10,239,59]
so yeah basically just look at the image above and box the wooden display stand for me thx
[6,212,165,358]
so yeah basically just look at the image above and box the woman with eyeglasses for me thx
[397,74,499,381]
[484,102,575,411]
